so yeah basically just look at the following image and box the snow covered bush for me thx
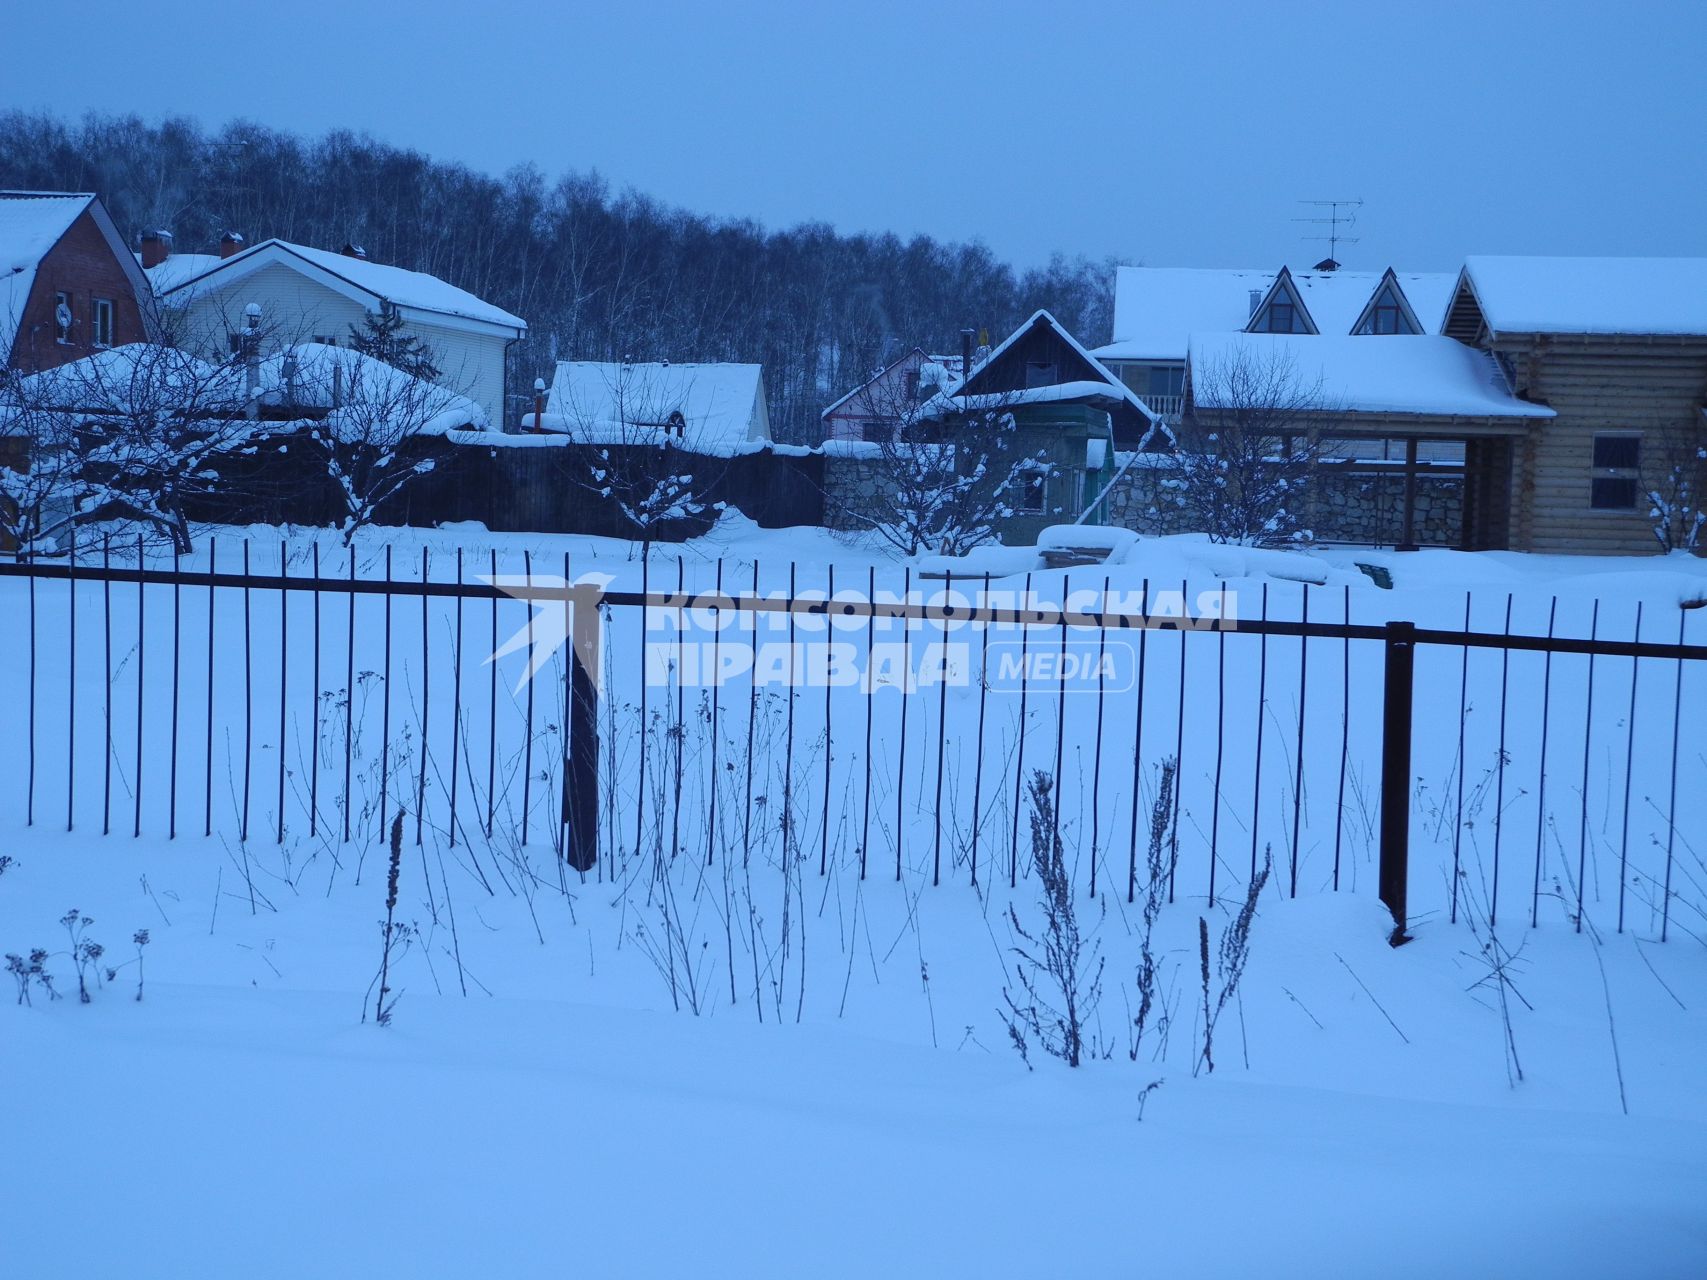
[1644,444,1707,553]
[1167,346,1329,547]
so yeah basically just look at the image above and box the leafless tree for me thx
[0,339,279,554]
[1171,345,1331,547]
[273,345,480,544]
[830,363,1051,556]
[0,369,81,551]
[547,362,733,554]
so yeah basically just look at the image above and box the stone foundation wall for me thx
[822,455,893,532]
[1101,462,1466,547]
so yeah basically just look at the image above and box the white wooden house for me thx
[145,239,525,428]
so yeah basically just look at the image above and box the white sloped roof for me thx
[142,252,222,293]
[1462,256,1707,337]
[254,342,489,433]
[1096,266,1458,360]
[1188,332,1555,419]
[0,193,95,361]
[543,361,768,446]
[152,239,525,333]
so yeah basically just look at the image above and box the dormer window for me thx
[1025,360,1057,388]
[1357,278,1419,335]
[1264,301,1296,333]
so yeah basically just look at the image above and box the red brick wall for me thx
[7,209,149,373]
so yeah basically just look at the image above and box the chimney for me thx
[960,328,975,380]
[531,377,547,433]
[1248,289,1263,318]
[341,242,368,260]
[140,230,173,270]
[219,231,246,259]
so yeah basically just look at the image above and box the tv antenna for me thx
[1294,198,1363,267]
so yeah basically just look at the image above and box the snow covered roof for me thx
[5,341,487,439]
[254,343,490,433]
[945,380,1144,413]
[142,252,222,294]
[6,343,231,419]
[957,309,1158,424]
[541,361,770,446]
[1187,333,1556,420]
[0,193,96,362]
[1460,256,1707,337]
[150,239,526,335]
[1095,266,1457,361]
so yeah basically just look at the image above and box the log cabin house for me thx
[1140,256,1706,554]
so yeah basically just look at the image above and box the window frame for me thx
[1014,464,1048,514]
[1588,431,1642,512]
[1266,301,1295,334]
[91,297,115,348]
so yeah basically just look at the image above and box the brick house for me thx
[1,192,152,374]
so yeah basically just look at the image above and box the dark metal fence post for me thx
[1378,620,1415,944]
[565,583,601,872]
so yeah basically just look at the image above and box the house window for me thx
[1372,304,1402,334]
[1025,360,1057,389]
[54,292,73,343]
[313,334,339,347]
[1590,433,1641,510]
[1146,365,1184,399]
[91,298,115,348]
[1265,301,1295,333]
[1016,466,1047,513]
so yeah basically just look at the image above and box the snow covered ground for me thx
[4,518,1706,1276]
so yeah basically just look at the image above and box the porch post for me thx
[1398,437,1419,551]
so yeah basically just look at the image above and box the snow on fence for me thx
[1,541,1703,944]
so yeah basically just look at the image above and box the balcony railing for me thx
[1141,393,1183,421]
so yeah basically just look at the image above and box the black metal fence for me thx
[2,541,1703,943]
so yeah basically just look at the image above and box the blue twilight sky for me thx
[3,0,1704,272]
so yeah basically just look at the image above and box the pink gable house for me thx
[821,347,964,442]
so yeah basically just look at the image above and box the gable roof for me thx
[1095,265,1458,360]
[1348,268,1427,335]
[1459,255,1707,338]
[956,309,1158,423]
[542,360,769,445]
[1,192,151,363]
[820,346,944,420]
[150,238,525,336]
[1187,332,1555,420]
[1249,267,1319,334]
